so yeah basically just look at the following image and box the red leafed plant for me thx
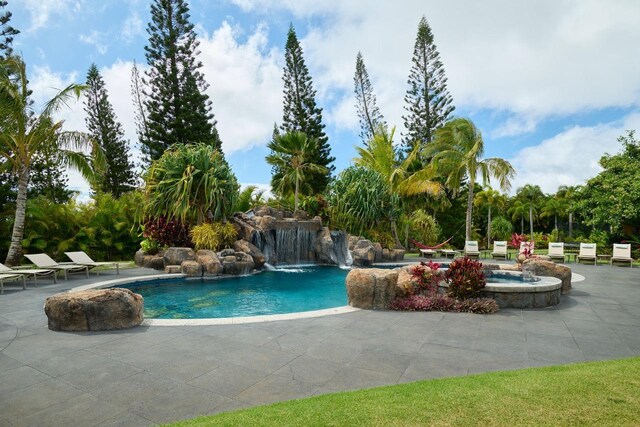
[143,216,192,248]
[409,260,443,296]
[509,233,526,248]
[390,295,498,314]
[444,257,486,300]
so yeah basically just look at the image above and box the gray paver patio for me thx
[0,262,639,426]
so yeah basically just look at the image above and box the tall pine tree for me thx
[354,51,385,145]
[402,16,454,154]
[142,0,220,163]
[130,60,148,153]
[84,64,135,197]
[277,24,334,194]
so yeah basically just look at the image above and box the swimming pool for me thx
[118,265,349,319]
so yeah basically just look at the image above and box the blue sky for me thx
[9,0,640,197]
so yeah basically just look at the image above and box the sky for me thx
[8,0,640,198]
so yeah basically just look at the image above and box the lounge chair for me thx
[611,243,633,267]
[24,254,89,280]
[65,251,120,275]
[0,272,26,294]
[491,241,509,260]
[576,243,597,265]
[419,248,438,258]
[464,241,480,258]
[0,263,57,285]
[547,242,565,263]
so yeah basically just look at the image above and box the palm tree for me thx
[541,197,569,232]
[474,187,506,246]
[556,185,580,237]
[507,200,527,234]
[355,125,442,247]
[266,131,327,212]
[0,55,105,265]
[516,184,544,236]
[426,118,515,241]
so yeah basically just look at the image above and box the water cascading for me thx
[272,221,319,265]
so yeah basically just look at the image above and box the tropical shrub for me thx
[140,238,160,255]
[390,294,498,314]
[490,216,513,241]
[532,232,548,249]
[144,143,239,224]
[444,257,487,300]
[190,222,238,251]
[326,166,399,235]
[409,261,443,296]
[299,194,330,222]
[363,229,395,250]
[143,216,191,248]
[408,209,440,247]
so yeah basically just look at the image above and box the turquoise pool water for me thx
[119,265,349,319]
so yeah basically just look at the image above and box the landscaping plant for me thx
[444,256,487,300]
[190,222,238,251]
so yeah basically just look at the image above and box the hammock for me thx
[410,236,453,250]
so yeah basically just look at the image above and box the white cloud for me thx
[79,30,108,55]
[198,21,283,153]
[508,112,640,194]
[122,11,144,42]
[22,0,83,32]
[233,0,640,138]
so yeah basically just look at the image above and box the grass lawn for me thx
[170,357,640,426]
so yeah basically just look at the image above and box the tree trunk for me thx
[521,217,524,234]
[569,212,573,238]
[465,184,474,241]
[390,219,404,249]
[487,206,492,246]
[529,206,534,237]
[6,166,29,266]
[294,173,299,212]
[554,214,558,231]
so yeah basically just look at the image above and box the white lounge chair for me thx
[419,248,438,258]
[65,251,120,275]
[0,263,57,285]
[548,242,565,263]
[0,272,26,294]
[491,241,508,260]
[464,241,480,258]
[611,243,633,267]
[25,254,89,280]
[577,243,597,265]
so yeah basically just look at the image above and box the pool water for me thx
[119,266,349,319]
[486,271,539,283]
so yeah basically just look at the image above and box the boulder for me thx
[235,251,254,264]
[352,239,375,267]
[223,259,254,276]
[395,266,415,297]
[294,209,309,220]
[196,250,223,276]
[219,248,236,258]
[348,235,361,251]
[181,260,202,277]
[164,265,181,274]
[373,243,383,263]
[257,215,276,231]
[522,258,572,294]
[44,288,143,332]
[253,206,284,219]
[142,255,164,270]
[134,249,146,267]
[230,214,258,242]
[346,268,398,310]
[315,227,334,264]
[163,247,196,267]
[233,239,266,268]
[391,249,406,262]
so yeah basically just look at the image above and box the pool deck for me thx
[1,262,639,426]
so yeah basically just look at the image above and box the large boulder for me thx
[222,251,255,275]
[348,235,361,251]
[352,239,375,267]
[134,249,146,267]
[44,288,143,332]
[315,227,334,264]
[522,258,572,294]
[233,239,266,268]
[163,247,196,267]
[181,260,202,277]
[346,268,398,310]
[395,266,415,297]
[373,243,383,263]
[196,250,223,276]
[142,255,164,270]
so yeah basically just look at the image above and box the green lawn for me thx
[169,357,640,426]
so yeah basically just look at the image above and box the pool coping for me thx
[69,273,360,326]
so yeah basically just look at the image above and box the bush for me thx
[409,261,443,296]
[390,295,498,314]
[190,222,238,251]
[490,216,513,241]
[363,229,395,250]
[143,216,191,248]
[444,257,486,300]
[408,209,440,247]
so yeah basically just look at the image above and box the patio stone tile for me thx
[260,330,332,354]
[28,349,122,377]
[146,354,223,382]
[235,374,321,406]
[273,355,345,384]
[305,334,364,364]
[525,332,585,364]
[129,383,229,424]
[89,371,182,408]
[57,358,143,392]
[0,365,51,396]
[348,349,413,376]
[19,392,124,427]
[97,411,153,427]
[323,366,400,392]
[401,355,468,382]
[188,362,269,397]
[0,353,22,373]
[0,378,84,424]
